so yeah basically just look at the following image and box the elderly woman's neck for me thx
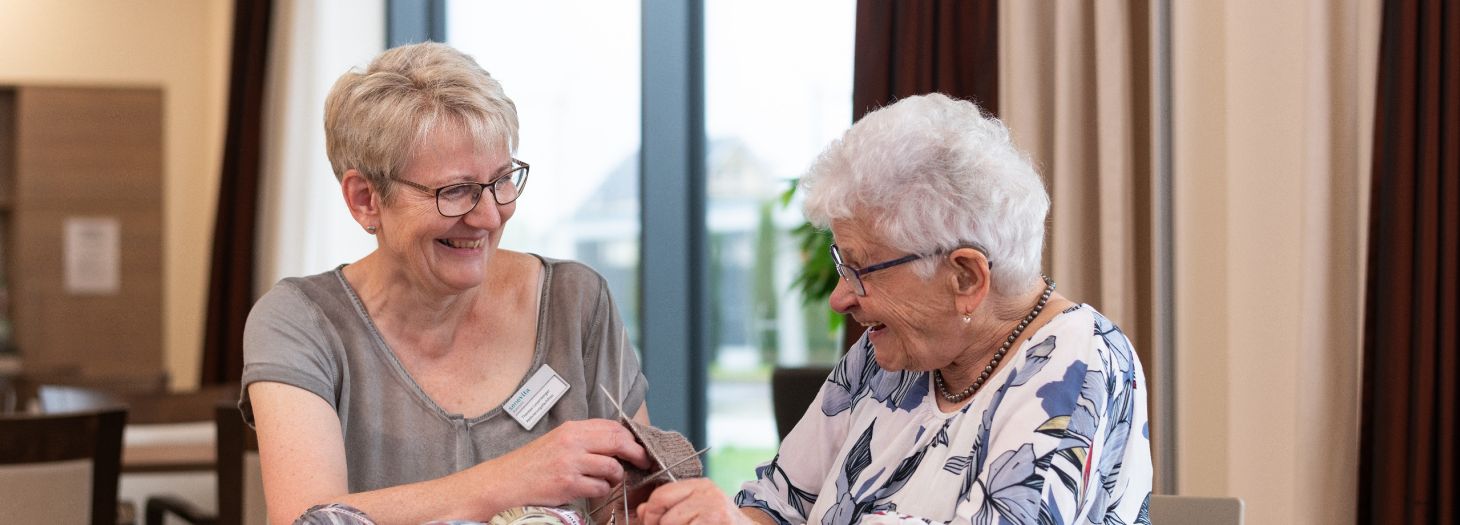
[983,277,1052,322]
[943,277,1063,391]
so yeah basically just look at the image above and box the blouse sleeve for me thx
[734,335,879,525]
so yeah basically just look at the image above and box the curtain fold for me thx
[1000,0,1155,386]
[853,0,998,117]
[999,0,1165,489]
[848,0,998,350]
[1358,0,1459,521]
[201,0,273,385]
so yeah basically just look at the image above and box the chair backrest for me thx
[216,401,265,525]
[1148,495,1244,525]
[0,406,127,525]
[770,365,834,441]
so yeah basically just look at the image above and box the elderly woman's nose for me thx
[829,277,858,313]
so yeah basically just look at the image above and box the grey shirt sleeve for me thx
[239,279,342,426]
[540,259,648,421]
[582,276,648,419]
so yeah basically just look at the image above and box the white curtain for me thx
[255,0,384,294]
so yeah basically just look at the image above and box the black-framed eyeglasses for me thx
[830,244,934,297]
[394,158,530,217]
[830,243,993,297]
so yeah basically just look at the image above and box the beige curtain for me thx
[1000,0,1161,440]
[1166,0,1375,522]
[999,0,1165,486]
[1002,0,1380,522]
[1001,0,1156,359]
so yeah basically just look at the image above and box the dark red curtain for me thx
[853,0,999,121]
[843,0,998,350]
[1357,0,1460,522]
[201,0,273,385]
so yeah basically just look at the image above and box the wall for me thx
[1173,0,1379,523]
[0,0,233,389]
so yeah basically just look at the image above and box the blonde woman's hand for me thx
[488,418,652,507]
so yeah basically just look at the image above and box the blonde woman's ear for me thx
[340,169,381,227]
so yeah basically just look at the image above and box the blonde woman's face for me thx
[376,129,515,295]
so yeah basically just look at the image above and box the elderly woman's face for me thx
[828,219,964,372]
[376,128,515,294]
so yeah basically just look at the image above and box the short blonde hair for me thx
[324,41,518,199]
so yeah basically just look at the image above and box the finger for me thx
[576,420,654,470]
[644,480,699,509]
[657,498,703,525]
[639,501,665,525]
[577,452,627,486]
[574,474,614,500]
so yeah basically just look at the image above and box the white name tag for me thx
[504,364,571,430]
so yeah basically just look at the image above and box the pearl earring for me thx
[961,313,972,323]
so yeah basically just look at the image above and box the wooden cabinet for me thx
[0,85,164,388]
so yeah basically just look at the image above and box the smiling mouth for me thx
[438,238,485,249]
[860,320,887,333]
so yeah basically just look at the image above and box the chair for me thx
[145,401,264,525]
[770,365,833,441]
[0,406,128,525]
[1148,495,1244,525]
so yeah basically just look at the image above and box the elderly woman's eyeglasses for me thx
[394,159,530,217]
[830,243,993,296]
[830,244,937,297]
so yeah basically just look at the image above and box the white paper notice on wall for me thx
[63,217,121,295]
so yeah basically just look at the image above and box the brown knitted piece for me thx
[621,418,703,488]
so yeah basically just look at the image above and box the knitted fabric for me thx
[621,418,702,488]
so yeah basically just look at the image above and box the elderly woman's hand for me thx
[486,419,652,508]
[637,479,756,525]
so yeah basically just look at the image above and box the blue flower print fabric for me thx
[735,305,1153,525]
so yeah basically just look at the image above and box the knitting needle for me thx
[586,446,712,517]
[598,384,679,483]
[633,446,710,487]
[599,384,632,422]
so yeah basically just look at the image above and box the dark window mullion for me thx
[640,0,707,445]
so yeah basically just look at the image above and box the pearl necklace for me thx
[934,275,1056,403]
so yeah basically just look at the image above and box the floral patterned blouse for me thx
[736,304,1152,525]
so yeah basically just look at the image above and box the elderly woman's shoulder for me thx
[1040,303,1140,370]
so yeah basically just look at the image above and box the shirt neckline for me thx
[922,303,1090,418]
[331,254,553,424]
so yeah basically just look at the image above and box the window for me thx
[702,0,854,490]
[431,0,854,493]
[447,0,643,341]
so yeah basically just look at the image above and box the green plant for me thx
[780,180,842,332]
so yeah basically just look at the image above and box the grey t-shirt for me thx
[240,255,647,494]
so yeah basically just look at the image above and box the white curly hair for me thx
[801,93,1048,296]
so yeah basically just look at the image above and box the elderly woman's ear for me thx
[948,246,992,310]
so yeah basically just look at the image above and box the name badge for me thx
[504,364,570,430]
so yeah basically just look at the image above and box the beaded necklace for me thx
[934,275,1056,403]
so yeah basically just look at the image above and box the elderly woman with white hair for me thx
[638,94,1152,525]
